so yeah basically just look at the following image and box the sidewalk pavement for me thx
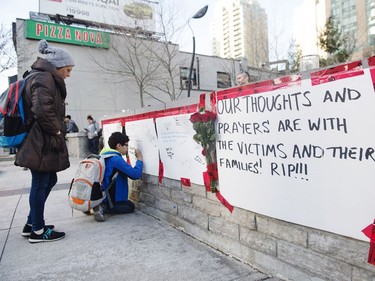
[0,156,283,281]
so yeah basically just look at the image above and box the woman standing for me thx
[15,39,74,243]
[86,114,100,154]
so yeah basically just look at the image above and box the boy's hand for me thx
[135,149,143,161]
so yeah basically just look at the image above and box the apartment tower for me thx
[295,0,375,66]
[327,0,375,59]
[211,0,269,68]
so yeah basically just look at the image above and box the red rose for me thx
[205,111,216,121]
[201,113,210,122]
[190,112,202,123]
[207,163,219,180]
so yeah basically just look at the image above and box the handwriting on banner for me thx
[217,87,360,114]
[217,86,375,181]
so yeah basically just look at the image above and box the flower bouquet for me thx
[190,108,218,192]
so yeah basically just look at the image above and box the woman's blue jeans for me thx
[27,170,57,231]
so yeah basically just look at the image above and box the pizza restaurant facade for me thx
[14,18,276,131]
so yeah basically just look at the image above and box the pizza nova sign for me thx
[25,19,110,49]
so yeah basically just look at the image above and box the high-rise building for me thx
[327,0,375,59]
[295,0,375,67]
[211,0,268,68]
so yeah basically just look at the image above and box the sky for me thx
[0,0,303,89]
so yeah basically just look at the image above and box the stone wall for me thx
[130,175,375,281]
[0,133,90,158]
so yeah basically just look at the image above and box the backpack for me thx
[94,121,102,137]
[0,72,37,148]
[68,154,116,212]
[72,122,79,133]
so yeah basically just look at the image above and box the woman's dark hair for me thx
[87,115,93,121]
[108,132,129,149]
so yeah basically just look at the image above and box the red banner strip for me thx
[310,60,363,86]
[101,118,125,127]
[104,104,199,127]
[216,79,276,100]
[368,245,375,266]
[156,104,198,118]
[368,56,375,66]
[362,220,375,266]
[369,67,375,87]
[199,93,206,110]
[210,91,217,112]
[158,160,164,184]
[216,191,233,213]
[203,171,211,192]
[362,223,374,239]
[180,178,191,187]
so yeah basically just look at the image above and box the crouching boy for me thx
[94,132,143,222]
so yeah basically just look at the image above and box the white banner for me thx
[102,122,122,149]
[216,69,375,241]
[125,118,159,176]
[156,114,207,185]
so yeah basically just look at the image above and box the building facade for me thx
[211,0,268,68]
[368,0,375,48]
[294,0,375,68]
[14,18,277,130]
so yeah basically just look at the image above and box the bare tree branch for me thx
[90,0,189,107]
[0,24,16,73]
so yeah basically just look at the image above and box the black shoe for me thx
[21,224,55,238]
[28,228,65,243]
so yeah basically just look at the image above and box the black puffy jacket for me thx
[15,58,70,172]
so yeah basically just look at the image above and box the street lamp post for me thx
[187,5,208,98]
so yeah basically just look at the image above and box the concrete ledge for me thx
[0,154,15,162]
[66,132,91,158]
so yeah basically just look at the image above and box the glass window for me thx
[180,67,197,89]
[217,72,231,88]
